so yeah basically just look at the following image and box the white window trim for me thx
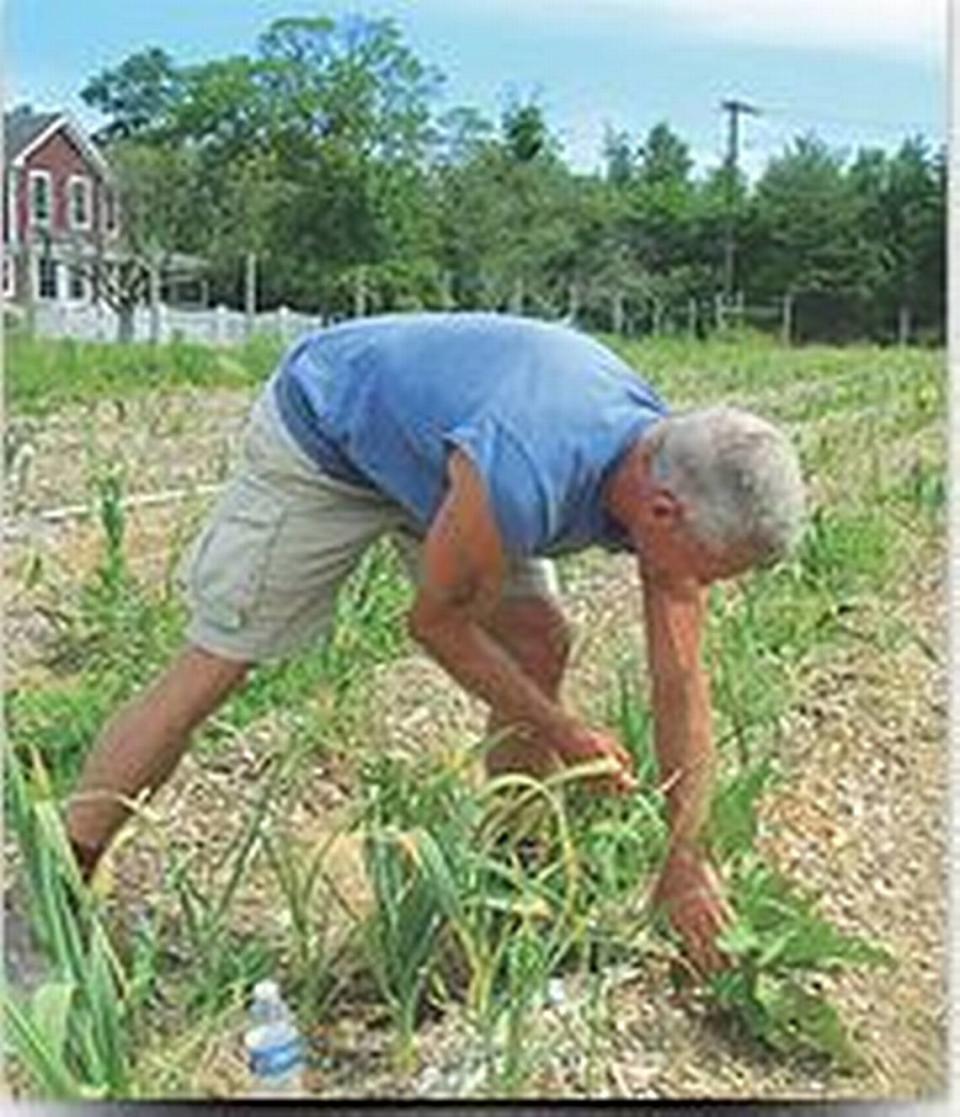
[68,174,92,231]
[66,263,89,303]
[6,169,17,247]
[3,252,14,299]
[35,254,60,301]
[29,169,53,230]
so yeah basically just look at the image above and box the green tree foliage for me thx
[81,17,945,342]
[749,136,869,295]
[80,48,183,142]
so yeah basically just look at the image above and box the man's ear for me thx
[650,489,681,524]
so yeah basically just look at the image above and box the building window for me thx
[37,256,58,300]
[2,253,14,298]
[68,265,88,301]
[29,171,52,229]
[69,176,91,230]
[106,190,117,234]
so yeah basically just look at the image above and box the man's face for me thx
[617,442,756,587]
[631,497,753,587]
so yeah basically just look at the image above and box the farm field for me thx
[2,331,947,1100]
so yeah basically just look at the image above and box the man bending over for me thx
[65,312,805,976]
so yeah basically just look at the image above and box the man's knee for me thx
[162,644,253,731]
[183,644,253,687]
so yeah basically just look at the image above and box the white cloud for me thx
[646,0,946,58]
[470,0,946,60]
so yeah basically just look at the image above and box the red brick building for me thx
[3,107,119,307]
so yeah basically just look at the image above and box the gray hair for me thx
[646,405,806,565]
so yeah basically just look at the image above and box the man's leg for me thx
[480,594,571,780]
[66,644,249,876]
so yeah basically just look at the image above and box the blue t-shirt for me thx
[273,313,669,557]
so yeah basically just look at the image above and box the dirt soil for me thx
[3,387,948,1101]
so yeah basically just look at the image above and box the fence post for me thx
[278,304,290,342]
[567,281,580,325]
[245,251,258,340]
[440,270,454,311]
[651,300,663,336]
[781,293,794,346]
[509,276,524,315]
[687,298,697,338]
[898,305,911,346]
[148,259,161,344]
[354,269,367,317]
[611,288,624,335]
[213,303,228,346]
[714,292,725,331]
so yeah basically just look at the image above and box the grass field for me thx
[2,330,946,1099]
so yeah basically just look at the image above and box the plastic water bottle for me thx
[244,979,306,1097]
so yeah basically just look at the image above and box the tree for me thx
[637,122,692,187]
[78,17,945,341]
[67,143,209,340]
[749,136,868,295]
[80,48,184,142]
[850,138,945,338]
[603,126,634,188]
[502,99,549,164]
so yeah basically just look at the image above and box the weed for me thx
[712,855,894,1068]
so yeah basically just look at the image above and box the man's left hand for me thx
[654,846,734,977]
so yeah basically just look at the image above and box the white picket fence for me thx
[30,301,327,346]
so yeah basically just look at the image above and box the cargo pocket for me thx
[185,479,287,632]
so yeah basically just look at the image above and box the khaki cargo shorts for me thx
[177,383,559,663]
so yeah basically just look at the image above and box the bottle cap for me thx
[253,979,280,1002]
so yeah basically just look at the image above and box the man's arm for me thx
[641,571,732,974]
[409,450,634,789]
[409,450,576,744]
[641,575,714,844]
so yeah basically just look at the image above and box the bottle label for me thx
[249,1037,304,1078]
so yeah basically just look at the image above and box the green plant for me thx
[2,748,136,1098]
[712,856,894,1068]
[5,334,282,416]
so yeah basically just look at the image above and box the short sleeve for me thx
[445,417,549,556]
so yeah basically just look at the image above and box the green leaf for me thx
[1,989,84,1097]
[30,981,76,1064]
[716,919,762,957]
[755,973,863,1068]
[708,756,775,861]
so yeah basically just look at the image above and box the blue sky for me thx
[4,0,947,177]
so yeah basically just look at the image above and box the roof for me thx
[3,107,112,178]
[4,109,63,162]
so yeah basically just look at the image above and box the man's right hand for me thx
[550,725,637,795]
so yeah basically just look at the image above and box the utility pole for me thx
[720,98,760,303]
